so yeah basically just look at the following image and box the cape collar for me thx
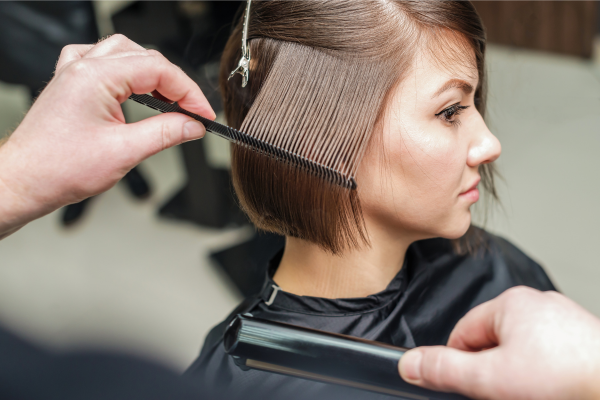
[256,249,410,316]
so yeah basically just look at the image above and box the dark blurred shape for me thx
[112,2,191,62]
[159,137,246,228]
[473,1,598,59]
[61,167,151,227]
[211,231,285,297]
[0,324,205,400]
[61,164,152,227]
[183,1,244,71]
[62,198,92,227]
[0,1,98,97]
[122,166,152,200]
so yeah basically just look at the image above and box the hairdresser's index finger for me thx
[131,53,215,119]
[83,34,146,59]
[103,53,216,119]
[56,35,146,75]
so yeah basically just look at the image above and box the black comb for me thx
[128,94,357,190]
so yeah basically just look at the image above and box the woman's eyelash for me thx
[435,103,470,126]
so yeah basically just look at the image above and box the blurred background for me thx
[0,1,598,372]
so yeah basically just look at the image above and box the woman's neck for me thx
[273,222,415,299]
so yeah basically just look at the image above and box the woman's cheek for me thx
[425,136,466,186]
[400,134,460,188]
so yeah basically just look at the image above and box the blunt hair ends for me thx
[220,1,494,255]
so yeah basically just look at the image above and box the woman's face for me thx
[356,46,501,241]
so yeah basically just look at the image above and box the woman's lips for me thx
[459,178,481,202]
[459,187,479,202]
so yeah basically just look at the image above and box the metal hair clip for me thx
[228,0,252,87]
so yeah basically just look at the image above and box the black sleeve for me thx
[0,326,205,400]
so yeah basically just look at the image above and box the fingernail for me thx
[183,120,205,141]
[399,350,423,383]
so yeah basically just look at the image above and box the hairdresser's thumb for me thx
[399,346,492,399]
[118,113,205,162]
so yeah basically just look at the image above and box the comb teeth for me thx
[128,94,356,190]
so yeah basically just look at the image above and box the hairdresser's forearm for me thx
[0,225,23,241]
[0,135,52,240]
[0,138,26,239]
[0,172,30,240]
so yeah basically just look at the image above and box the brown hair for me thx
[221,1,494,254]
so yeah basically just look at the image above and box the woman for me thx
[186,1,555,399]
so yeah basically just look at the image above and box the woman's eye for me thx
[435,103,470,126]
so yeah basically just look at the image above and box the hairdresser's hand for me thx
[398,287,600,400]
[0,34,215,238]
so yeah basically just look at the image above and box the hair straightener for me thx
[128,93,357,190]
[224,314,469,400]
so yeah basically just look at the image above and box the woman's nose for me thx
[467,123,501,167]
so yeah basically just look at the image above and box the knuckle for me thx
[160,121,173,151]
[503,286,537,304]
[59,44,77,57]
[543,290,566,305]
[544,290,562,299]
[64,58,93,78]
[107,33,129,45]
[146,49,164,58]
[505,286,530,296]
[421,349,448,388]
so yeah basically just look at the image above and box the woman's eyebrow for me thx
[432,79,474,98]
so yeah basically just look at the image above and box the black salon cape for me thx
[185,231,556,400]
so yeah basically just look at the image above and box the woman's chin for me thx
[439,213,472,239]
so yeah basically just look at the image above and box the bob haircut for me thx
[220,1,496,254]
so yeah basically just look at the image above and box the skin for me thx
[274,43,501,298]
[0,34,214,240]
